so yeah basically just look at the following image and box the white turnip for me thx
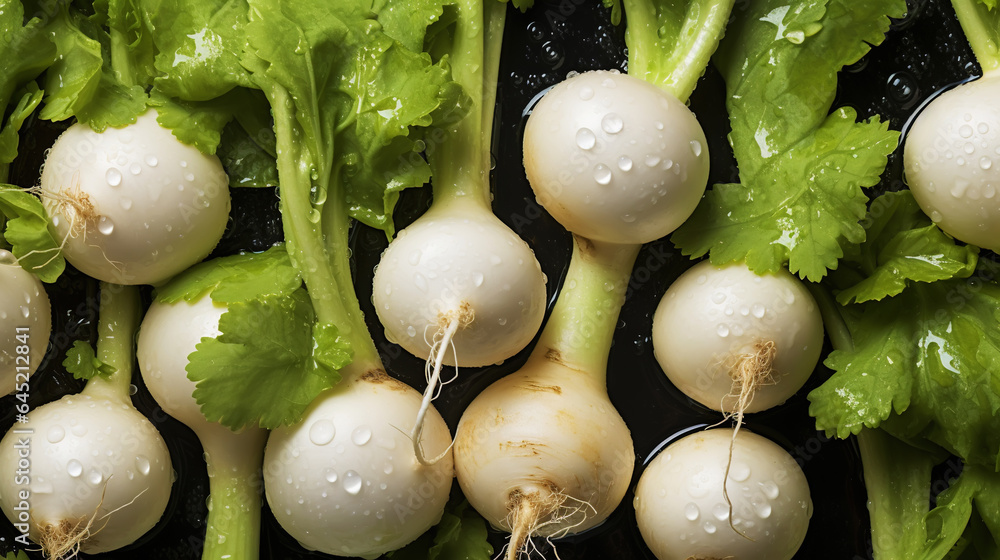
[0,249,51,394]
[372,0,546,464]
[651,259,824,414]
[633,428,813,560]
[0,284,172,558]
[38,110,230,285]
[137,293,267,560]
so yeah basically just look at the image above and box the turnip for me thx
[38,109,231,285]
[0,249,51,394]
[902,1,1000,251]
[371,0,547,464]
[137,293,267,560]
[0,284,172,558]
[633,428,813,560]
[651,259,824,415]
[235,0,462,555]
[523,70,710,245]
[454,23,719,555]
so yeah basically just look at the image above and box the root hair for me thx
[503,487,596,560]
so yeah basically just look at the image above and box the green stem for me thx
[199,429,266,560]
[624,0,736,102]
[805,282,853,353]
[428,0,506,209]
[532,236,639,378]
[272,85,381,376]
[82,282,140,403]
[857,428,936,560]
[952,0,1000,75]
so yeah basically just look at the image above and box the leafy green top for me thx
[951,0,1000,74]
[671,0,905,281]
[64,340,117,381]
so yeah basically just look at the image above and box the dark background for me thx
[0,0,985,558]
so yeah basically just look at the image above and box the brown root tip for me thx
[504,486,582,560]
[40,518,91,560]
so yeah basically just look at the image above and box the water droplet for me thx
[601,113,623,134]
[105,168,122,187]
[47,426,65,444]
[343,470,363,495]
[617,156,633,171]
[960,124,974,138]
[67,460,83,478]
[414,273,428,292]
[472,271,485,287]
[655,122,664,130]
[309,420,336,446]
[965,143,976,155]
[713,503,730,521]
[406,325,417,338]
[71,424,87,437]
[136,455,150,476]
[754,501,772,519]
[97,216,115,235]
[593,164,612,185]
[985,185,996,199]
[579,86,594,100]
[129,163,141,175]
[684,502,700,521]
[978,122,990,135]
[761,481,780,499]
[325,469,338,483]
[981,157,993,170]
[383,463,394,475]
[144,155,158,167]
[179,160,188,168]
[408,250,421,266]
[729,461,751,482]
[87,469,103,485]
[711,292,726,304]
[645,154,661,167]
[717,324,730,337]
[951,180,969,198]
[601,77,616,89]
[690,140,703,157]
[576,128,596,150]
[351,426,372,446]
[622,213,636,223]
[703,521,717,534]
[751,303,766,318]
[119,197,133,210]
[930,210,943,222]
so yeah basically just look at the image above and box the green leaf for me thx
[0,187,65,283]
[0,0,58,118]
[389,498,494,560]
[148,90,235,154]
[105,0,157,88]
[2,551,30,560]
[0,85,45,166]
[187,289,352,429]
[830,190,980,304]
[372,0,449,53]
[141,0,254,100]
[672,0,905,281]
[808,273,1000,469]
[154,245,301,304]
[217,121,279,188]
[64,340,117,380]
[38,7,104,122]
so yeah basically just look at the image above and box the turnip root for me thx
[372,0,546,465]
[454,238,638,559]
[138,293,267,560]
[903,72,1000,251]
[263,372,453,558]
[38,110,230,285]
[0,284,172,557]
[0,249,51,394]
[651,259,824,415]
[633,428,813,560]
